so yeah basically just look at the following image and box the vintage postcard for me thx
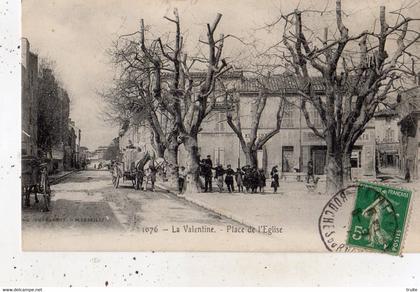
[21,0,420,252]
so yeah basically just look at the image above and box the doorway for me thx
[282,146,294,172]
[311,146,327,175]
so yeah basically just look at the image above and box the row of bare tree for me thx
[102,0,419,194]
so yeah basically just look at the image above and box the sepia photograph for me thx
[19,0,420,254]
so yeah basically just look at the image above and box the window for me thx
[306,104,323,128]
[282,102,294,128]
[214,112,225,132]
[313,110,322,128]
[350,150,362,168]
[214,147,225,165]
[282,146,294,172]
[385,128,394,142]
[361,132,369,141]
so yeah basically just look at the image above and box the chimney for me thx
[21,38,30,70]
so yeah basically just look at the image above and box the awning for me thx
[380,150,399,155]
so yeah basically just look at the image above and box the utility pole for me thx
[298,95,303,172]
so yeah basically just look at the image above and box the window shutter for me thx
[220,113,225,131]
[214,115,219,131]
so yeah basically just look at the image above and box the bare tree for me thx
[224,77,286,168]
[102,34,181,187]
[139,9,231,193]
[272,0,420,194]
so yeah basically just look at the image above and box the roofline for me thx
[238,90,324,96]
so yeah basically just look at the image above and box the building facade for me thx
[119,73,377,178]
[21,38,39,157]
[50,86,72,171]
[66,119,82,169]
[180,75,376,177]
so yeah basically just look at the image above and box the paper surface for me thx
[1,0,420,287]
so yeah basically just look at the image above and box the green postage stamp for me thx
[347,182,412,255]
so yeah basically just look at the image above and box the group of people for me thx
[177,155,281,194]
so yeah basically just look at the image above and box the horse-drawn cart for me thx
[21,156,51,212]
[111,148,150,190]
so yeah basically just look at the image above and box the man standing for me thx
[224,165,235,193]
[307,159,315,184]
[204,155,213,192]
[205,155,213,168]
[270,166,279,193]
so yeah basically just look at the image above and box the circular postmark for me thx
[318,186,360,252]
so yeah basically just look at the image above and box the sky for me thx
[22,0,419,151]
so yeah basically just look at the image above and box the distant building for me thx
[21,38,39,157]
[374,107,400,169]
[119,122,154,153]
[79,146,89,163]
[66,119,82,168]
[91,146,108,161]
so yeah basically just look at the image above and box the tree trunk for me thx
[165,140,179,189]
[342,150,352,186]
[183,134,201,193]
[155,143,166,158]
[325,148,344,195]
[244,145,258,168]
[150,131,166,158]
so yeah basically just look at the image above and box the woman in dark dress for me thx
[258,169,266,193]
[242,165,251,192]
[250,167,259,193]
[270,166,279,193]
[235,168,244,192]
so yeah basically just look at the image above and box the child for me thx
[178,166,187,194]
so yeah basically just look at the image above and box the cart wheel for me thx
[41,175,50,212]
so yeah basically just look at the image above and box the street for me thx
[21,169,420,252]
[22,170,239,231]
[22,170,275,251]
